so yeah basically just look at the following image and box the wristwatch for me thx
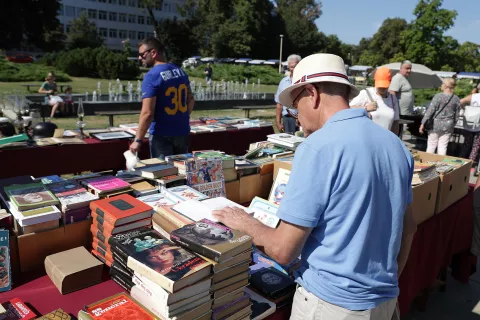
[135,139,143,144]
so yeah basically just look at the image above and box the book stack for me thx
[248,267,296,309]
[185,157,226,198]
[81,176,132,199]
[267,133,305,151]
[3,183,61,234]
[89,194,154,266]
[194,151,237,183]
[108,228,213,320]
[47,180,98,225]
[171,219,253,320]
[412,162,439,186]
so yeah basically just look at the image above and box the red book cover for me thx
[89,194,153,226]
[92,235,111,252]
[84,293,156,319]
[90,224,112,244]
[91,249,113,267]
[91,211,152,235]
[2,298,36,319]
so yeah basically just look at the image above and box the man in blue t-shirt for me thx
[213,54,417,319]
[129,37,195,159]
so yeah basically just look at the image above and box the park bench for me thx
[233,105,276,118]
[94,110,140,127]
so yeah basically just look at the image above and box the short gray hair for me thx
[287,54,302,63]
[314,82,350,100]
[401,60,412,67]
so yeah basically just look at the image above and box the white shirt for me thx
[471,93,480,107]
[349,87,400,131]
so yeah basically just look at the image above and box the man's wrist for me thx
[135,138,143,143]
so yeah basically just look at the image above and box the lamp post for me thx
[279,34,284,74]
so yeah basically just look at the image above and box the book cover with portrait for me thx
[122,230,211,293]
[0,230,11,293]
[170,219,252,263]
[5,183,59,211]
[249,267,295,299]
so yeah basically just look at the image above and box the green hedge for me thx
[185,64,284,85]
[40,47,140,80]
[0,59,70,82]
[413,79,475,105]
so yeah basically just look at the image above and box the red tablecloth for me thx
[0,190,475,318]
[0,127,274,179]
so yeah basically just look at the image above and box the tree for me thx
[369,18,408,62]
[454,42,480,72]
[0,0,61,50]
[401,0,457,69]
[66,13,104,50]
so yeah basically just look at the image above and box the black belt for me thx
[284,114,294,118]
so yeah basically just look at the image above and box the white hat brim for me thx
[278,77,360,107]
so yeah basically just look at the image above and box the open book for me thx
[172,197,253,222]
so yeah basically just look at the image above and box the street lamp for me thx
[279,34,284,74]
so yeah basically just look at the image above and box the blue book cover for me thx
[35,175,65,184]
[252,248,300,276]
[0,230,11,292]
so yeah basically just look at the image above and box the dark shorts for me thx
[149,135,189,160]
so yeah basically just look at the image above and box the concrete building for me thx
[57,0,186,50]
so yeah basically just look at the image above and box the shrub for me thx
[0,59,70,82]
[185,64,284,85]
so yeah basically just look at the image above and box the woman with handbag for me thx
[419,78,461,155]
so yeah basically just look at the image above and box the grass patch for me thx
[185,64,284,85]
[0,60,70,83]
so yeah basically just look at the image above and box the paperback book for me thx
[5,183,59,211]
[165,185,209,202]
[0,230,11,293]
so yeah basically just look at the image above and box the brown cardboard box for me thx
[411,177,439,225]
[259,173,274,199]
[415,151,472,213]
[45,246,103,294]
[273,159,293,180]
[17,218,92,272]
[239,174,262,204]
[225,180,240,204]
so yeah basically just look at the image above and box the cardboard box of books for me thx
[239,174,262,204]
[225,180,240,204]
[412,177,440,225]
[16,219,92,272]
[415,151,472,214]
[273,158,294,181]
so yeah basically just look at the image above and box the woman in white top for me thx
[350,67,400,135]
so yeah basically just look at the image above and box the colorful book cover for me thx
[5,183,59,211]
[63,206,91,225]
[268,168,291,205]
[85,177,130,194]
[252,249,300,276]
[48,180,98,209]
[90,194,153,226]
[12,205,61,227]
[191,181,226,198]
[108,228,170,258]
[137,194,177,209]
[0,230,11,293]
[0,298,36,319]
[185,159,224,183]
[170,219,252,263]
[34,175,65,185]
[249,197,280,228]
[166,186,208,202]
[83,293,156,319]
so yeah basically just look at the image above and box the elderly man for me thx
[214,54,416,320]
[389,60,414,116]
[275,54,302,134]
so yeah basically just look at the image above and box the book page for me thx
[173,198,252,222]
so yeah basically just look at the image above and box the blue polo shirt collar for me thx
[326,108,368,125]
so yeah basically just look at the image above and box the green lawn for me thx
[0,76,279,95]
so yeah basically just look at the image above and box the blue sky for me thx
[315,0,479,45]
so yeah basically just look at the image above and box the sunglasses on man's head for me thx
[139,48,154,59]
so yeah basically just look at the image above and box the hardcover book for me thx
[35,308,71,320]
[0,176,34,205]
[48,180,98,210]
[0,298,36,320]
[82,293,157,319]
[165,186,208,202]
[0,230,11,293]
[34,175,65,185]
[267,133,305,148]
[83,177,131,195]
[90,194,154,226]
[249,267,296,299]
[170,219,253,263]
[125,234,212,293]
[92,211,152,235]
[8,205,61,227]
[5,183,59,211]
[244,287,276,320]
[63,206,91,225]
[133,164,178,179]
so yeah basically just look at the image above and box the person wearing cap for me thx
[350,67,400,135]
[275,54,302,134]
[389,61,414,116]
[213,53,416,320]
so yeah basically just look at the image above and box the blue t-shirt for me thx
[142,63,191,136]
[277,108,413,310]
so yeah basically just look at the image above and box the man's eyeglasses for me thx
[292,87,306,108]
[139,48,154,59]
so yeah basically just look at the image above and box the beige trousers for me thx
[289,286,397,320]
[426,132,451,156]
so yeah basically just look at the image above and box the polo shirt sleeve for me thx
[276,143,333,228]
[142,72,160,99]
[349,89,368,107]
[389,75,401,92]
[274,78,284,104]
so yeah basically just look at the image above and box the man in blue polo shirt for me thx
[130,37,195,159]
[275,54,301,134]
[213,54,416,319]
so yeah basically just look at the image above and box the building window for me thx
[128,0,136,7]
[99,28,108,37]
[138,31,145,40]
[146,16,152,25]
[65,6,75,17]
[98,10,107,20]
[109,29,118,38]
[119,13,127,22]
[88,9,97,19]
[129,30,136,40]
[118,0,126,5]
[109,0,117,3]
[109,12,117,21]
[119,30,127,39]
[77,7,86,17]
[128,14,136,23]
[138,16,145,24]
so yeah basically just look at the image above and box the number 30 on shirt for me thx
[164,84,188,115]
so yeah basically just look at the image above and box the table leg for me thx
[109,115,114,127]
[245,109,250,118]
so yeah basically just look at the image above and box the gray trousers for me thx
[283,116,297,134]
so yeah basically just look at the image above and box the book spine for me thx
[170,234,221,263]
[132,275,169,307]
[93,206,116,226]
[127,257,174,293]
[111,274,134,293]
